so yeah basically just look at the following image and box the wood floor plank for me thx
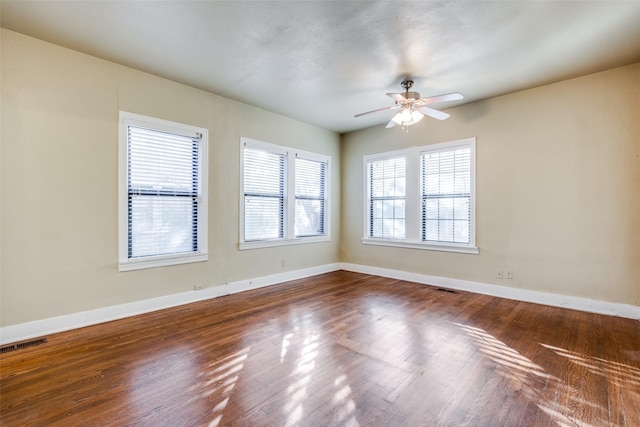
[1,271,639,426]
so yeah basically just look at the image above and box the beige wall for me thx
[0,29,341,326]
[2,29,638,329]
[341,63,640,306]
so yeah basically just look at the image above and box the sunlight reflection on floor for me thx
[332,374,359,426]
[198,347,250,426]
[283,332,319,426]
[278,309,362,427]
[127,345,250,426]
[454,322,616,427]
[541,343,640,391]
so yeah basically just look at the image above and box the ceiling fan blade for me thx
[354,104,401,118]
[420,92,464,105]
[385,119,397,128]
[419,106,450,120]
[386,93,407,103]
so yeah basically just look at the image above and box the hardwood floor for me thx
[1,271,639,426]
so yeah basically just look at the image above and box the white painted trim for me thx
[0,263,341,345]
[239,235,330,251]
[3,262,637,345]
[339,263,640,320]
[362,238,479,254]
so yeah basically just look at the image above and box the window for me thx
[421,146,471,244]
[295,157,327,237]
[363,138,477,254]
[367,156,406,239]
[241,138,330,249]
[242,145,286,241]
[118,112,208,271]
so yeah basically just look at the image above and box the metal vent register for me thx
[0,337,48,353]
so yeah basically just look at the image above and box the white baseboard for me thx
[339,263,640,320]
[2,262,637,345]
[0,263,341,345]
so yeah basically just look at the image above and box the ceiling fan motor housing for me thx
[403,91,420,101]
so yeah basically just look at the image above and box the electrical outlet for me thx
[506,270,513,279]
[194,284,203,291]
[281,259,286,267]
[497,270,503,279]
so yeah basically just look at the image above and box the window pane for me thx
[421,147,471,244]
[424,220,438,241]
[438,198,454,220]
[126,123,201,260]
[129,127,197,193]
[295,158,324,198]
[370,157,405,198]
[370,199,405,239]
[424,199,439,219]
[243,146,285,241]
[244,196,283,240]
[295,199,324,236]
[382,199,395,218]
[244,148,285,196]
[438,220,454,242]
[383,218,406,239]
[295,157,326,237]
[454,198,470,220]
[129,196,195,258]
[454,219,470,243]
[368,156,406,239]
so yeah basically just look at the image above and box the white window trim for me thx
[362,138,478,255]
[240,137,330,250]
[118,111,209,271]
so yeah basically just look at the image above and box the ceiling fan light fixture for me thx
[392,107,424,126]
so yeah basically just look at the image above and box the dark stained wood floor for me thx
[1,271,639,426]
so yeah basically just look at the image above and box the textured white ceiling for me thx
[2,1,640,133]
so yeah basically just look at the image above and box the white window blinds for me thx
[367,156,406,239]
[295,157,327,237]
[119,111,208,271]
[243,146,286,241]
[240,138,330,248]
[421,147,471,244]
[127,126,202,258]
[362,138,476,254]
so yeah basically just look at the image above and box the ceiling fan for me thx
[355,79,464,128]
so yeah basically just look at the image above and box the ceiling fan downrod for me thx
[400,79,420,101]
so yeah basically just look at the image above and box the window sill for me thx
[119,253,208,271]
[362,238,479,254]
[240,235,330,250]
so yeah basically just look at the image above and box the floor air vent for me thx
[0,337,48,353]
[436,287,459,294]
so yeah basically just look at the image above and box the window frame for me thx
[118,111,209,271]
[240,137,330,250]
[362,138,478,254]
